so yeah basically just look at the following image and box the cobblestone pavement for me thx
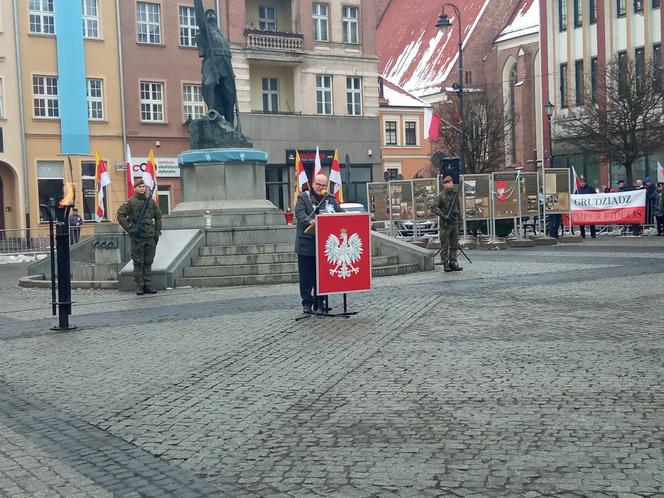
[1,238,663,497]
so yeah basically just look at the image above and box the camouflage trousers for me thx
[438,225,459,264]
[131,237,157,285]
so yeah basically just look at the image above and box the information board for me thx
[543,168,571,213]
[461,174,491,220]
[367,182,390,222]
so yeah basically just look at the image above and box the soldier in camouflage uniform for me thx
[430,175,462,272]
[117,179,163,295]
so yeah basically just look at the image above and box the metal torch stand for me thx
[41,202,77,331]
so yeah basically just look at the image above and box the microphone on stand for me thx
[304,190,330,232]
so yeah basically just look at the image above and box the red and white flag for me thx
[314,145,323,178]
[570,190,646,225]
[126,144,135,198]
[95,150,111,222]
[424,107,441,140]
[293,150,309,205]
[143,149,158,200]
[658,161,664,183]
[571,166,582,193]
[328,149,344,204]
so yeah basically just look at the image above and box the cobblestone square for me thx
[1,238,663,497]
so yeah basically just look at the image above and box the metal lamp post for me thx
[544,100,554,168]
[436,3,465,175]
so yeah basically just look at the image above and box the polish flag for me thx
[293,150,309,205]
[328,149,344,203]
[314,145,322,178]
[572,166,582,193]
[94,150,111,222]
[126,144,135,198]
[143,149,158,200]
[658,161,664,183]
[424,107,441,140]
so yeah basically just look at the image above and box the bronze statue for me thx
[194,0,238,127]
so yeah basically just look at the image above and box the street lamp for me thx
[544,100,554,168]
[436,3,465,175]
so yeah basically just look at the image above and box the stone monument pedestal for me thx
[164,148,283,229]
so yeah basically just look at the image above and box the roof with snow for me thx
[495,0,539,43]
[377,0,491,98]
[381,80,429,108]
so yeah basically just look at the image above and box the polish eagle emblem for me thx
[324,228,363,279]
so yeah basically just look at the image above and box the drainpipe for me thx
[12,0,30,230]
[115,0,128,155]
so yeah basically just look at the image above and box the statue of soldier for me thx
[194,0,237,126]
[430,175,462,272]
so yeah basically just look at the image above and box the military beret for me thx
[442,175,453,183]
[134,178,145,187]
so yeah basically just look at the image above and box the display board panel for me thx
[521,172,540,216]
[413,178,439,220]
[492,172,520,219]
[543,168,571,213]
[461,174,491,220]
[367,182,390,222]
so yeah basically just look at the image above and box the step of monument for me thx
[184,262,299,278]
[176,263,420,288]
[205,226,295,246]
[192,252,298,267]
[200,243,294,256]
[192,253,399,267]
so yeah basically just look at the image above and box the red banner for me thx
[316,213,371,295]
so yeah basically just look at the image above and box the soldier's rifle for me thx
[433,185,472,264]
[130,184,157,238]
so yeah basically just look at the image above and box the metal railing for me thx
[0,227,54,255]
[244,28,304,52]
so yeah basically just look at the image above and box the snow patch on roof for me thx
[495,0,539,43]
[382,80,429,108]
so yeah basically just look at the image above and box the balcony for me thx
[243,28,304,64]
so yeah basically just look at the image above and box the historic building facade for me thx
[540,0,663,187]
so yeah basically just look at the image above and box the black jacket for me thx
[294,191,343,256]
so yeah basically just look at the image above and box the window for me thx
[346,77,361,115]
[137,2,161,44]
[654,0,661,8]
[617,51,628,97]
[179,6,198,47]
[258,6,276,31]
[634,0,644,11]
[558,0,567,31]
[183,83,204,120]
[86,78,104,120]
[33,75,59,118]
[654,44,662,93]
[509,64,517,162]
[590,0,597,23]
[312,3,328,42]
[573,0,582,27]
[635,47,645,90]
[82,0,99,38]
[81,161,99,221]
[37,161,64,220]
[0,78,4,119]
[342,6,359,44]
[29,0,55,35]
[316,75,332,115]
[617,0,626,16]
[591,57,598,102]
[575,60,584,106]
[404,121,417,146]
[140,81,164,122]
[560,63,568,108]
[261,78,279,113]
[384,120,397,145]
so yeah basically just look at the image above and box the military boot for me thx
[450,261,463,271]
[443,262,453,272]
[136,285,145,295]
[143,285,158,294]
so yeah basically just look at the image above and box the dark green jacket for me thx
[430,188,461,226]
[117,194,163,239]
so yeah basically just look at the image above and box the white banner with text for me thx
[570,190,646,225]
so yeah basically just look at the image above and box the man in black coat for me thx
[294,174,343,314]
[576,176,597,239]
